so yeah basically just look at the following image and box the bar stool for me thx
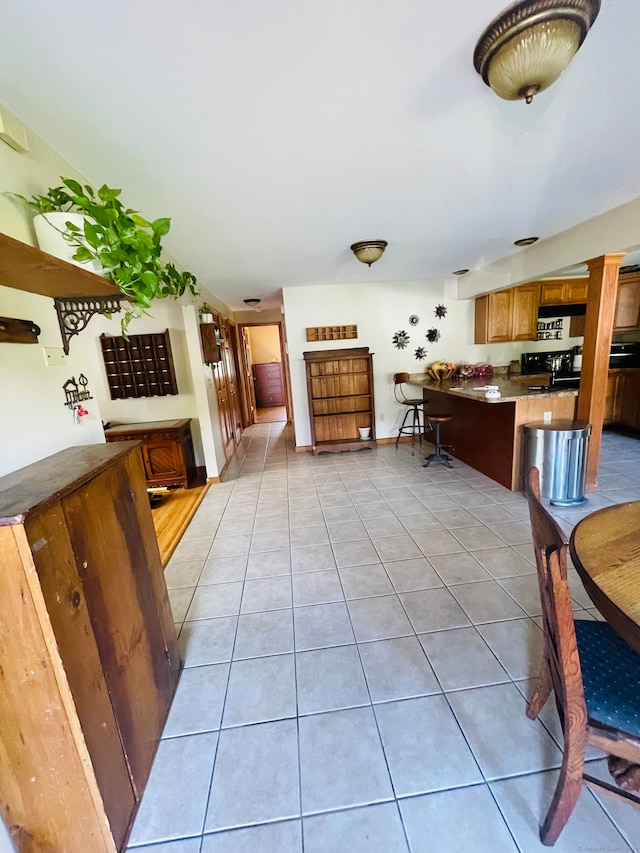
[423,414,453,468]
[393,373,425,455]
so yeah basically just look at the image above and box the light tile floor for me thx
[127,427,640,853]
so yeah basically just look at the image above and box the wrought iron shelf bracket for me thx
[54,295,123,354]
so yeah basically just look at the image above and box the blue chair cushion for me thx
[575,619,640,739]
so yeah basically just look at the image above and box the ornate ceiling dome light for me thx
[350,240,388,267]
[474,0,601,104]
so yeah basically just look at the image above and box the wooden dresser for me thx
[253,362,284,407]
[0,443,181,851]
[105,418,196,489]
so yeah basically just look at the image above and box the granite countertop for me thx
[408,373,579,403]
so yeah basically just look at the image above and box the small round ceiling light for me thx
[514,236,539,247]
[243,298,261,306]
[350,240,388,267]
[452,268,470,276]
[474,0,601,104]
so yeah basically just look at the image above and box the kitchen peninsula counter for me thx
[408,374,578,490]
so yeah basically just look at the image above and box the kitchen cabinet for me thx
[105,418,197,489]
[616,370,640,429]
[569,272,640,337]
[539,278,588,306]
[303,347,375,454]
[253,362,284,407]
[0,443,181,852]
[604,371,624,424]
[613,272,640,331]
[604,369,640,428]
[474,283,539,344]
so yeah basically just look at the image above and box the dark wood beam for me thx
[577,254,625,490]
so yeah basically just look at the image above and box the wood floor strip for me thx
[151,483,210,567]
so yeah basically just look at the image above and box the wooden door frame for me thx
[237,321,290,426]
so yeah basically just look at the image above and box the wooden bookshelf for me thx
[303,347,375,454]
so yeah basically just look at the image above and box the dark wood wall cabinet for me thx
[303,347,375,454]
[0,443,181,852]
[105,418,196,489]
[253,362,284,407]
[200,322,222,363]
[100,331,178,399]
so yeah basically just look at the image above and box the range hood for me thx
[538,303,587,319]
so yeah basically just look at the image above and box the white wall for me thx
[282,280,585,448]
[0,106,233,477]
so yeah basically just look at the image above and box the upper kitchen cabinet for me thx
[614,272,640,331]
[539,278,588,305]
[569,271,640,336]
[474,283,539,344]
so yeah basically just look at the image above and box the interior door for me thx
[222,319,243,446]
[240,327,257,425]
[213,360,235,461]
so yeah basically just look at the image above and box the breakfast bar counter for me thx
[408,374,578,490]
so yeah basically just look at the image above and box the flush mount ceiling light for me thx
[350,240,388,267]
[473,0,600,104]
[452,268,470,276]
[514,236,539,246]
[243,298,261,306]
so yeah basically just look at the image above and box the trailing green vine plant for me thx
[11,178,199,336]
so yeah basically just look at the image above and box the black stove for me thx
[521,350,574,376]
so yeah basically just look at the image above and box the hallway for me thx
[127,425,640,852]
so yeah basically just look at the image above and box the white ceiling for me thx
[1,0,639,310]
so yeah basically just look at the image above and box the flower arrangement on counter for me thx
[457,363,493,379]
[425,362,494,380]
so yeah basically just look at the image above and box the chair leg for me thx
[395,408,413,449]
[410,406,422,455]
[539,726,586,846]
[527,660,553,720]
[423,422,453,468]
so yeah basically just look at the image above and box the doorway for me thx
[238,322,290,425]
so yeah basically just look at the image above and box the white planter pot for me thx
[33,212,106,276]
[200,313,214,324]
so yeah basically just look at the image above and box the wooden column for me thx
[577,254,625,490]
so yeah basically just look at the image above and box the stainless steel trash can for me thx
[523,419,591,506]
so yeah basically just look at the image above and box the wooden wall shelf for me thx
[306,325,357,342]
[0,232,121,299]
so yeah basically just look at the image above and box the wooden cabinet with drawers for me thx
[0,443,181,852]
[253,362,284,407]
[105,418,196,488]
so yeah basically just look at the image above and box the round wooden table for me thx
[569,501,640,657]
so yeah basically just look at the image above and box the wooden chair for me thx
[393,373,426,455]
[524,467,640,845]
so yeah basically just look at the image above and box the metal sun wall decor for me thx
[426,328,441,343]
[434,304,447,319]
[414,346,427,360]
[392,330,410,349]
[409,314,420,326]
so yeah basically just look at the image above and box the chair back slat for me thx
[525,468,588,730]
[393,373,411,404]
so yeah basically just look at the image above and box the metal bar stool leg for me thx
[423,417,453,468]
